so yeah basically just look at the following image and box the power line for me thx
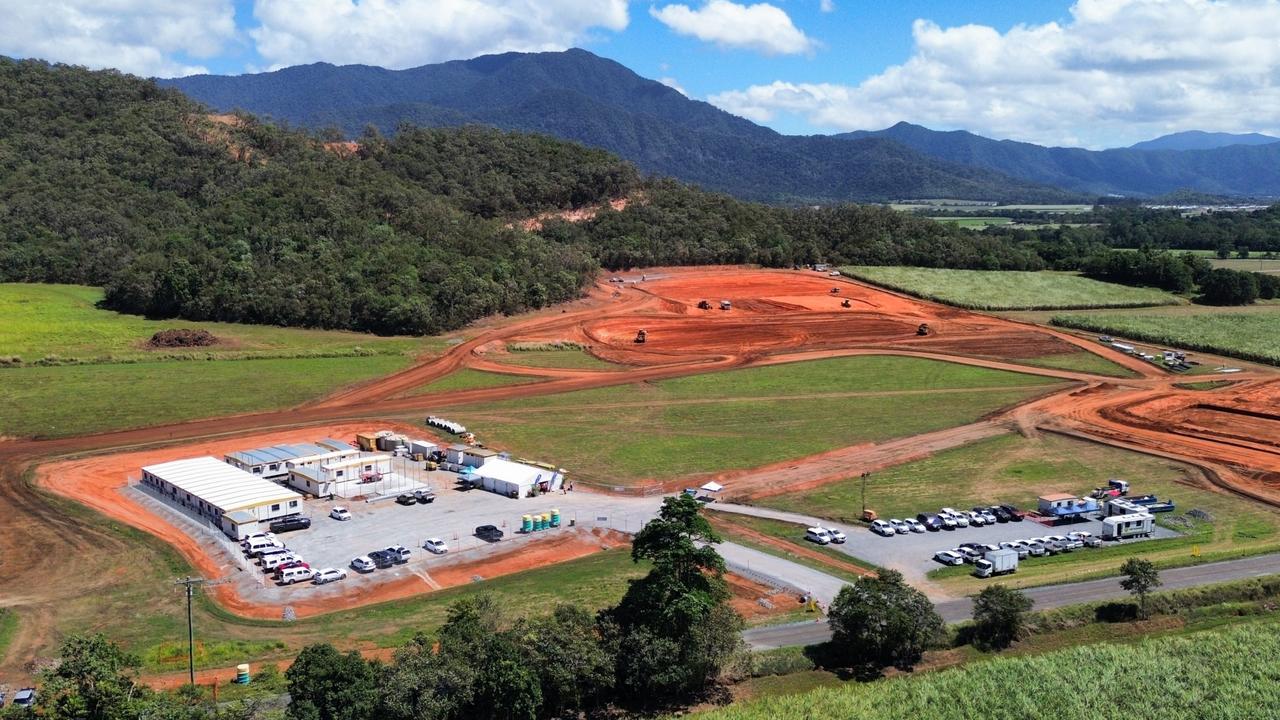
[173,576,228,686]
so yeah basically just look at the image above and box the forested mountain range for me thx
[2,57,1064,336]
[164,49,1280,202]
[837,122,1280,197]
[1128,131,1280,152]
[161,50,1076,205]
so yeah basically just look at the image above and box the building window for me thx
[270,464,279,471]
[289,500,298,508]
[253,467,262,474]
[271,503,280,512]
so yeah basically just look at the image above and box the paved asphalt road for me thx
[716,541,848,604]
[744,551,1280,649]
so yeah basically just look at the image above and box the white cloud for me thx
[709,0,1280,147]
[658,76,689,96]
[650,0,817,56]
[819,0,835,13]
[249,0,629,70]
[0,0,236,76]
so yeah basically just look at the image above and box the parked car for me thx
[12,689,35,710]
[274,559,310,574]
[1069,531,1102,548]
[424,538,449,554]
[999,541,1030,560]
[976,509,999,525]
[907,519,927,533]
[329,507,352,521]
[999,504,1024,521]
[395,494,417,506]
[870,519,895,537]
[475,525,504,542]
[241,531,276,547]
[890,519,910,534]
[254,545,291,560]
[313,568,347,584]
[351,556,376,573]
[262,553,302,572]
[270,515,311,533]
[1020,540,1047,557]
[933,550,965,566]
[941,508,969,528]
[806,527,833,544]
[958,547,985,563]
[367,550,396,569]
[824,527,847,544]
[938,513,958,530]
[989,506,1013,523]
[278,566,315,585]
[958,542,984,551]
[384,545,411,563]
[413,489,436,504]
[1046,534,1080,551]
[966,511,987,527]
[916,513,942,531]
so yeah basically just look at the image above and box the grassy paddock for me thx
[436,356,1062,484]
[1051,310,1280,365]
[1,355,411,438]
[407,368,541,394]
[0,608,18,661]
[841,266,1180,310]
[755,433,1280,591]
[495,347,623,371]
[1016,351,1136,377]
[0,284,437,364]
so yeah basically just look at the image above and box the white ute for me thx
[805,527,833,544]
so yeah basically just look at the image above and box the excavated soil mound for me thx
[147,328,218,348]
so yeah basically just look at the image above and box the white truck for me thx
[974,548,1019,578]
[1102,513,1154,540]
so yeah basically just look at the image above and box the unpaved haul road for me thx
[2,266,1278,672]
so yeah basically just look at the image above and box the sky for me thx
[2,0,1278,148]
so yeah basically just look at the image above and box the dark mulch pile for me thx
[147,328,219,348]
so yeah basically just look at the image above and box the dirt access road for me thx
[2,266,1278,673]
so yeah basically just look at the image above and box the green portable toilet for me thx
[522,514,533,533]
[234,664,251,684]
[550,509,560,527]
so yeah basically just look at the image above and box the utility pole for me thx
[175,577,204,686]
[860,472,870,516]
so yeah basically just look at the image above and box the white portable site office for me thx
[140,456,304,539]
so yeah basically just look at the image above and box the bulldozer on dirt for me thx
[697,300,712,310]
[830,287,840,294]
[840,299,851,308]
[634,329,647,344]
[917,323,931,336]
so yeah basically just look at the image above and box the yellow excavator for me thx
[635,329,647,344]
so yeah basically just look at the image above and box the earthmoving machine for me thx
[830,286,840,294]
[634,329,647,344]
[841,299,851,308]
[697,300,712,310]
[720,299,732,310]
[917,323,930,336]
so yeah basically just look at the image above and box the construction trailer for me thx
[224,442,335,479]
[474,458,563,499]
[1037,493,1100,523]
[140,456,304,539]
[286,453,393,497]
[1101,513,1155,540]
[446,445,498,468]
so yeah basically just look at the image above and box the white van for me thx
[262,553,301,571]
[278,566,314,585]
[805,527,832,544]
[246,537,282,556]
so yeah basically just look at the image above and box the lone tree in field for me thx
[605,493,744,704]
[1120,558,1162,619]
[828,570,944,672]
[971,584,1033,650]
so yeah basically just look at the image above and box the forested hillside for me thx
[163,50,1077,205]
[1,58,1071,335]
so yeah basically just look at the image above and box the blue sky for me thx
[2,0,1278,148]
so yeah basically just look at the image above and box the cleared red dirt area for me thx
[3,266,1279,676]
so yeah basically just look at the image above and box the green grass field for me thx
[700,621,1280,720]
[1,355,411,438]
[0,608,18,662]
[431,356,1063,485]
[926,216,1013,229]
[708,513,872,584]
[407,368,542,394]
[1016,350,1137,377]
[755,433,1280,591]
[841,267,1181,310]
[0,284,439,363]
[1209,257,1280,273]
[1052,309,1280,365]
[495,347,624,371]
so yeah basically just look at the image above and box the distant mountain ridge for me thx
[1129,130,1280,151]
[837,122,1280,197]
[161,50,1076,204]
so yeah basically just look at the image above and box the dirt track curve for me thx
[2,266,1278,672]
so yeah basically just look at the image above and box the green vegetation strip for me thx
[1052,311,1280,365]
[0,608,18,660]
[701,621,1280,719]
[0,354,411,438]
[408,368,541,394]
[497,346,623,370]
[842,266,1180,310]
[0,284,433,364]
[1016,351,1136,377]
[438,356,1061,483]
